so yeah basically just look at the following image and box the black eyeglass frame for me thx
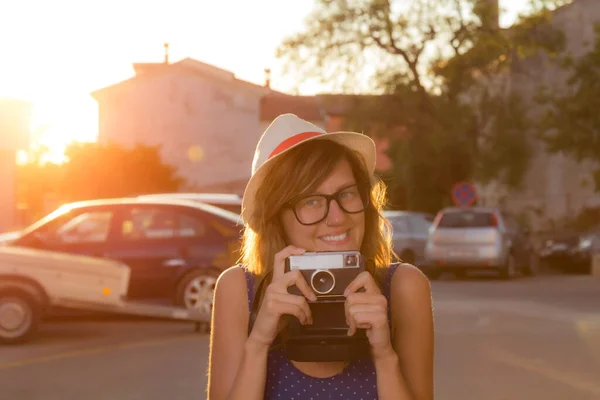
[286,184,370,226]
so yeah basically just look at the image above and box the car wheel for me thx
[523,252,539,276]
[0,290,41,345]
[176,270,219,317]
[500,254,518,280]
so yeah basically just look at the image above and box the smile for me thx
[321,231,349,242]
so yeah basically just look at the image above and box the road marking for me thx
[0,333,202,370]
[484,344,600,396]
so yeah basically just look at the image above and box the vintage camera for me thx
[281,251,370,362]
[285,251,363,299]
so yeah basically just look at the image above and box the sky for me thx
[0,0,532,162]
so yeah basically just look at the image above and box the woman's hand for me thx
[344,271,394,360]
[248,246,317,348]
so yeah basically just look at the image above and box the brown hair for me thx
[241,139,394,292]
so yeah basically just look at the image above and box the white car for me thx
[137,193,242,214]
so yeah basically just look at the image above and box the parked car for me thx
[0,246,130,344]
[569,224,600,273]
[0,197,243,315]
[425,207,538,279]
[383,210,434,267]
[136,193,242,214]
[538,231,580,270]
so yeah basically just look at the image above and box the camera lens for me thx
[311,270,336,294]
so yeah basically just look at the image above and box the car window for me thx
[178,213,208,238]
[437,211,497,228]
[409,215,432,235]
[54,211,113,244]
[120,207,214,240]
[389,216,410,234]
[121,208,177,240]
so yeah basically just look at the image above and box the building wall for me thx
[0,98,31,232]
[97,67,266,192]
[488,0,600,229]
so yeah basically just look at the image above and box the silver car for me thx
[424,207,538,279]
[383,210,434,267]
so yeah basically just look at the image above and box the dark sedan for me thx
[1,197,243,315]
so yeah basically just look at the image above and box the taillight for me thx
[490,213,499,227]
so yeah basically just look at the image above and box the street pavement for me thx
[0,274,599,400]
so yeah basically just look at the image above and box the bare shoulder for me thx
[390,263,432,298]
[214,265,248,302]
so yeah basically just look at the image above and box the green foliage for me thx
[277,0,567,211]
[16,142,183,223]
[536,23,600,191]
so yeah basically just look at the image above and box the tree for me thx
[16,142,184,223]
[276,0,568,212]
[536,23,600,190]
[60,142,183,201]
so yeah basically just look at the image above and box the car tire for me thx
[500,254,518,280]
[0,289,41,345]
[175,269,219,318]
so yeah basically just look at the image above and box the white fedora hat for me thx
[242,113,376,228]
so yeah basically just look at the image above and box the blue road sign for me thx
[452,182,477,206]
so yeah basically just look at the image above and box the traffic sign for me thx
[452,182,477,206]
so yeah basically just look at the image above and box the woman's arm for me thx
[207,266,268,400]
[207,246,315,400]
[380,264,434,400]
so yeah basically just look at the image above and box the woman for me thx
[208,114,434,400]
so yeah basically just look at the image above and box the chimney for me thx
[477,0,499,31]
[164,43,170,64]
[264,68,271,88]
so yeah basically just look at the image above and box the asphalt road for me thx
[1,274,599,400]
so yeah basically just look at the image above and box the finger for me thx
[344,271,380,296]
[281,270,317,301]
[348,306,388,330]
[270,292,313,324]
[273,246,306,280]
[345,293,387,309]
[264,293,311,324]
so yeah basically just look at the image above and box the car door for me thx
[407,214,433,265]
[389,215,412,256]
[106,205,183,301]
[14,206,119,259]
[174,206,241,273]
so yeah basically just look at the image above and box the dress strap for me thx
[243,267,255,312]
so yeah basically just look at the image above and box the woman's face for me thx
[280,158,366,252]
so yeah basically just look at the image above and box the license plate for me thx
[449,249,477,257]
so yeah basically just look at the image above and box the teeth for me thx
[322,231,348,242]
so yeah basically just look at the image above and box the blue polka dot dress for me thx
[243,264,400,400]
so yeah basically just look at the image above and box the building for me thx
[92,53,268,195]
[0,98,32,231]
[476,0,600,229]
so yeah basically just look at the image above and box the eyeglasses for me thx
[288,184,369,226]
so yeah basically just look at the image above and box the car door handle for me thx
[162,258,187,268]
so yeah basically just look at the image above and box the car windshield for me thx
[437,211,496,228]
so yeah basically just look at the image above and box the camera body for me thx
[281,251,370,362]
[286,251,363,299]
